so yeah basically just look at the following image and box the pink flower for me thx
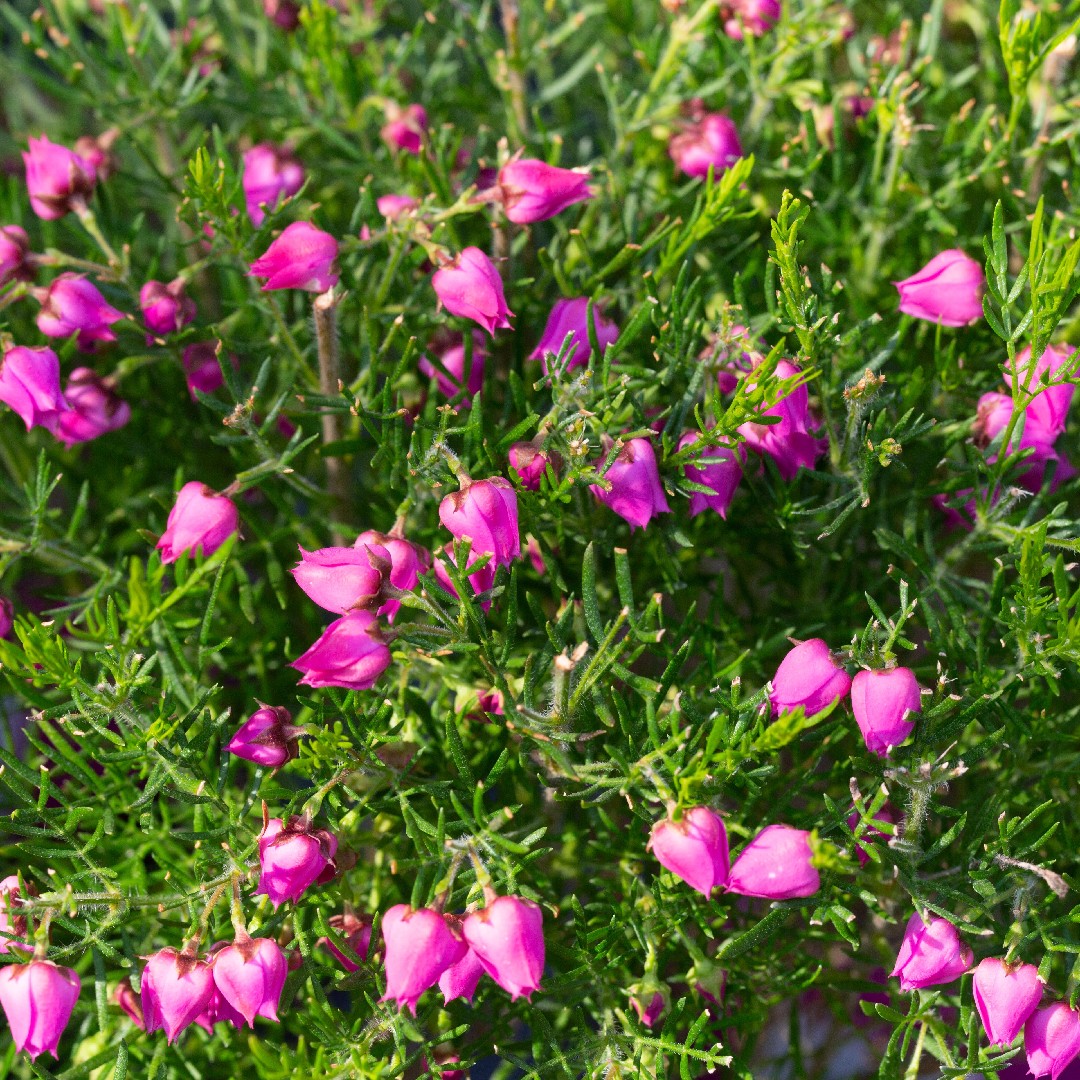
[439,476,520,566]
[0,346,69,434]
[320,913,373,972]
[496,158,593,224]
[631,990,667,1028]
[139,278,196,338]
[381,103,427,154]
[738,358,826,479]
[36,273,125,350]
[0,225,32,286]
[462,896,545,1001]
[181,342,229,399]
[722,0,781,40]
[678,430,743,518]
[0,960,81,1059]
[22,135,97,220]
[439,945,487,1004]
[851,667,921,757]
[727,824,820,899]
[769,638,851,717]
[377,194,419,220]
[156,482,239,563]
[291,543,391,615]
[0,599,12,640]
[1025,1003,1080,1080]
[263,0,301,30]
[894,249,984,327]
[1005,343,1077,441]
[434,549,497,612]
[226,704,303,769]
[846,804,896,866]
[973,958,1043,1047]
[255,816,337,908]
[291,608,392,690]
[419,331,486,402]
[354,529,428,620]
[57,367,131,447]
[211,937,287,1028]
[890,913,972,991]
[0,876,29,954]
[509,441,557,491]
[113,980,144,1029]
[669,113,743,179]
[140,948,214,1043]
[249,221,339,292]
[648,807,730,898]
[380,905,468,1013]
[973,391,1069,493]
[243,143,305,226]
[530,297,619,374]
[590,437,670,530]
[432,248,513,334]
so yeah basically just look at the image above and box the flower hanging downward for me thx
[431,248,513,335]
[140,948,214,1044]
[254,816,337,908]
[380,905,468,1014]
[590,437,670,530]
[0,959,81,1060]
[1025,1003,1080,1080]
[156,482,239,563]
[36,274,125,350]
[291,608,393,691]
[648,807,730,898]
[23,135,97,220]
[462,895,545,1001]
[210,936,287,1028]
[894,249,984,327]
[973,957,1043,1047]
[727,824,820,899]
[890,912,972,991]
[0,346,70,435]
[249,221,339,292]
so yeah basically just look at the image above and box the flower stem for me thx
[314,288,349,543]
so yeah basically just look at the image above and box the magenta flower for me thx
[321,912,373,972]
[139,278,196,338]
[0,346,69,434]
[509,441,557,491]
[722,0,781,39]
[669,113,743,179]
[631,990,667,1028]
[496,158,593,224]
[249,221,339,292]
[890,912,972,991]
[894,250,984,327]
[440,476,520,567]
[0,960,81,1059]
[57,367,131,447]
[22,135,97,220]
[974,958,1043,1047]
[290,608,393,691]
[439,945,487,1004]
[356,529,428,620]
[530,297,619,374]
[419,331,486,402]
[590,437,670,530]
[226,704,303,768]
[851,667,921,757]
[181,341,228,398]
[769,638,851,717]
[0,875,29,954]
[432,247,513,334]
[679,430,743,518]
[434,549,497,612]
[113,980,144,1029]
[462,895,545,1001]
[1025,1003,1080,1080]
[380,905,468,1014]
[255,816,337,908]
[381,103,427,154]
[377,193,419,220]
[36,273,125,350]
[211,937,287,1028]
[263,0,301,30]
[291,543,391,615]
[156,482,239,563]
[648,806,730,898]
[0,225,32,286]
[243,143,304,226]
[727,824,820,899]
[1005,343,1077,440]
[0,600,12,640]
[738,359,825,479]
[140,948,215,1043]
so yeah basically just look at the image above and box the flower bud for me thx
[679,430,743,518]
[590,437,670,530]
[846,804,895,866]
[291,543,392,615]
[377,194,419,220]
[139,278,196,338]
[973,957,1043,1047]
[722,0,781,40]
[851,667,921,757]
[140,948,214,1043]
[249,221,339,293]
[156,482,239,563]
[769,638,851,717]
[439,945,487,1004]
[432,248,513,335]
[462,895,545,1001]
[509,441,558,491]
[630,988,667,1028]
[381,905,468,1013]
[648,807,730,898]
[57,367,131,447]
[727,824,820,899]
[440,476,520,567]
[243,143,305,226]
[211,937,287,1028]
[321,912,373,972]
[255,816,337,908]
[226,704,303,768]
[669,112,743,179]
[0,876,30,954]
[890,913,972,991]
[290,608,393,690]
[0,225,32,286]
[0,346,69,434]
[529,297,619,374]
[0,960,81,1059]
[381,103,427,154]
[356,529,428,619]
[113,979,144,1029]
[263,0,301,29]
[22,135,97,220]
[419,331,486,402]
[738,358,825,479]
[894,249,984,327]
[496,158,592,224]
[36,273,125,350]
[73,130,118,182]
[1025,1002,1080,1080]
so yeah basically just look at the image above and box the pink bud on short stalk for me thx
[462,896,545,1001]
[0,225,32,286]
[211,937,287,1028]
[0,960,81,1059]
[894,249,984,327]
[1025,1003,1080,1080]
[226,704,303,768]
[380,905,468,1013]
[890,913,972,991]
[631,989,667,1028]
[846,804,896,866]
[36,274,125,350]
[140,948,214,1043]
[722,0,781,39]
[669,113,743,179]
[851,667,921,757]
[0,876,30,954]
[381,103,427,154]
[156,482,239,563]
[140,278,196,338]
[0,346,69,434]
[321,913,373,972]
[243,143,304,226]
[769,638,851,717]
[440,476,520,567]
[509,441,558,491]
[738,358,826,479]
[113,979,144,1029]
[648,807,730,898]
[589,437,671,530]
[255,816,338,908]
[973,957,1044,1047]
[0,599,13,640]
[57,367,131,447]
[432,247,513,334]
[419,331,486,402]
[22,135,97,220]
[495,158,593,224]
[678,430,743,518]
[530,297,619,374]
[439,945,487,1004]
[291,543,392,615]
[249,221,339,292]
[727,824,820,899]
[377,194,419,221]
[291,608,393,690]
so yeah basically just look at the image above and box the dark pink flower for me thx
[0,600,13,640]
[0,960,80,1059]
[496,158,592,224]
[974,958,1043,1047]
[249,221,339,292]
[722,0,781,39]
[0,876,29,955]
[738,358,826,479]
[439,945,487,1004]
[851,667,921,757]
[0,346,69,434]
[1005,343,1077,441]
[156,482,239,563]
[381,104,427,154]
[36,273,125,350]
[22,136,97,220]
[57,367,130,447]
[439,476,520,566]
[894,250,984,327]
[432,248,513,334]
[255,816,337,908]
[263,0,301,30]
[181,342,228,398]
[727,824,820,899]
[226,704,304,769]
[419,331,486,402]
[679,430,743,518]
[0,225,32,286]
[1025,1002,1080,1080]
[590,437,670,530]
[290,608,392,690]
[211,937,287,1028]
[380,905,467,1014]
[509,441,557,491]
[648,807,730,897]
[113,980,144,1029]
[770,638,851,716]
[140,948,214,1043]
[434,550,497,612]
[530,297,618,373]
[462,896,545,1001]
[291,543,391,614]
[243,143,305,226]
[140,278,196,338]
[669,113,743,179]
[321,913,373,972]
[890,913,972,991]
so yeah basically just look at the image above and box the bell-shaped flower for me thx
[669,113,743,179]
[381,103,427,154]
[226,704,304,769]
[439,944,487,1004]
[419,331,486,402]
[679,430,743,518]
[727,824,820,899]
[1025,1002,1080,1080]
[440,476,520,567]
[380,905,467,1013]
[0,876,30,955]
[509,440,558,491]
[431,248,513,335]
[894,249,984,327]
[722,0,781,39]
[140,278,196,338]
[0,346,69,434]
[377,194,419,220]
[973,957,1043,1047]
[0,225,32,286]
[648,806,730,898]
[249,221,339,292]
[1005,343,1077,440]
[590,437,670,530]
[738,359,825,479]
[0,959,81,1059]
[254,816,337,908]
[156,482,239,563]
[243,143,304,226]
[57,367,131,447]
[496,158,592,224]
[462,896,545,1001]
[320,912,373,972]
[769,638,851,717]
[22,135,97,220]
[290,609,392,691]
[851,667,921,757]
[211,936,287,1028]
[530,297,619,374]
[890,912,972,991]
[140,948,214,1043]
[36,273,125,350]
